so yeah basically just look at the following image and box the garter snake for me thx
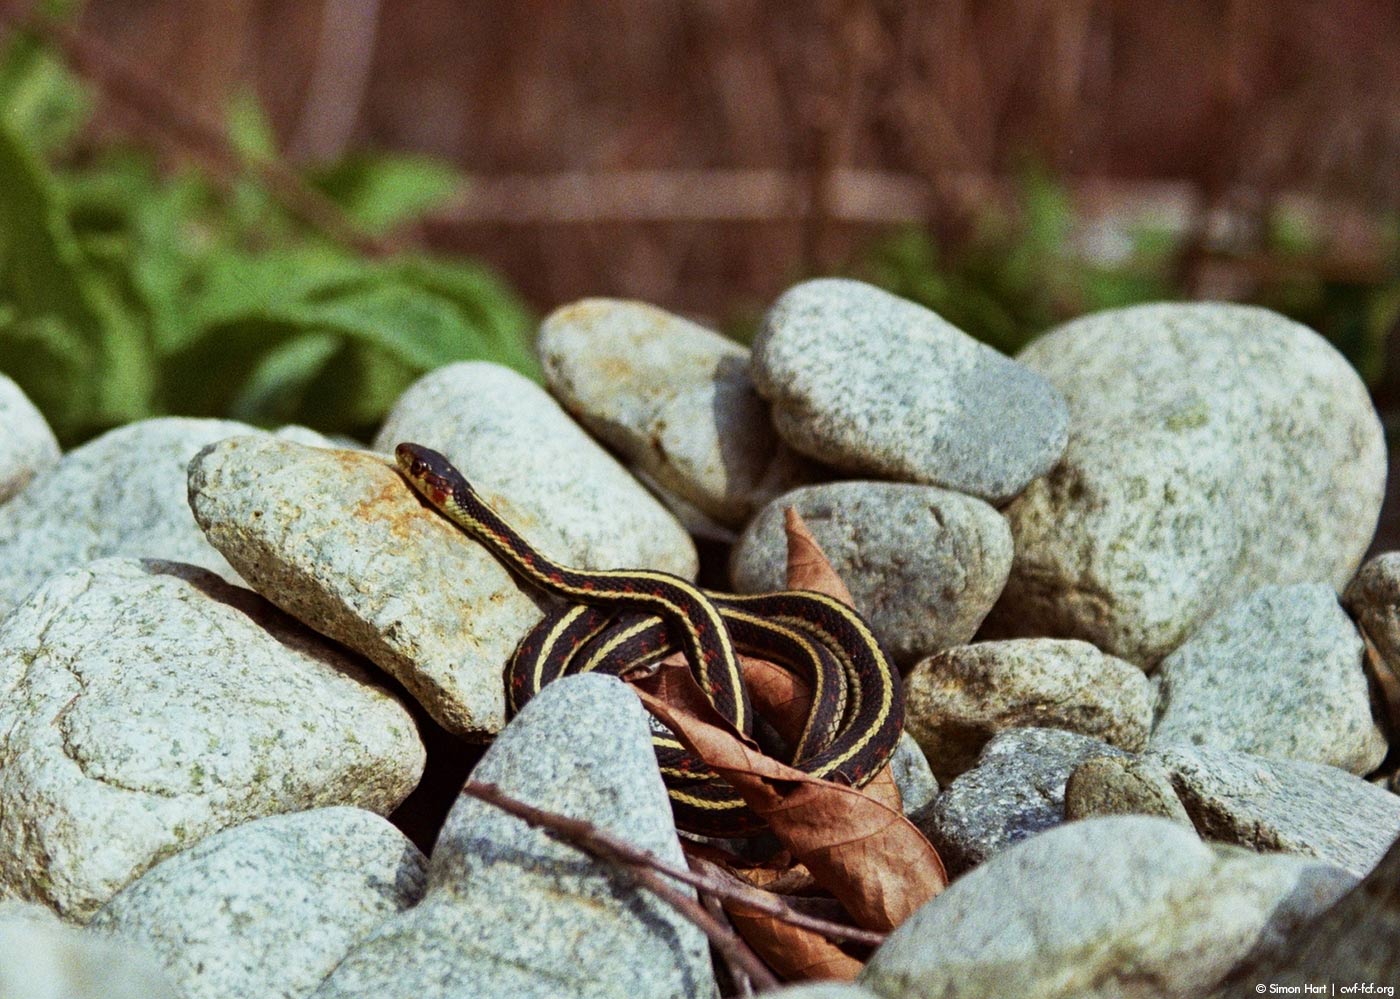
[395,442,904,834]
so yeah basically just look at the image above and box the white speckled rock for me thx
[1149,746,1400,877]
[862,816,1355,999]
[373,361,697,578]
[0,558,424,921]
[751,279,1068,503]
[905,639,1152,783]
[1342,551,1400,726]
[984,303,1386,665]
[913,727,1131,876]
[1151,583,1386,773]
[0,417,328,618]
[90,808,426,999]
[189,436,542,738]
[0,374,59,506]
[314,675,714,999]
[766,986,884,999]
[538,298,817,525]
[0,901,178,999]
[730,481,1012,665]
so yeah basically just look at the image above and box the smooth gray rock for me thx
[190,436,542,738]
[1151,745,1400,877]
[1152,583,1386,773]
[905,639,1152,783]
[0,558,424,921]
[890,732,939,816]
[862,816,1354,999]
[313,675,714,999]
[90,808,426,999]
[913,727,1130,876]
[538,298,816,525]
[374,361,697,578]
[0,902,178,999]
[1213,831,1400,994]
[730,481,1012,665]
[984,303,1386,665]
[1342,550,1400,728]
[0,374,59,506]
[751,278,1069,503]
[1064,753,1194,825]
[0,417,327,618]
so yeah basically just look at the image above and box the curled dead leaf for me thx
[634,683,947,931]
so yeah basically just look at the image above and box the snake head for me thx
[394,442,460,507]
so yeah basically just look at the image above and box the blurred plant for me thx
[1248,207,1400,388]
[858,166,1400,387]
[0,27,537,446]
[859,165,1176,358]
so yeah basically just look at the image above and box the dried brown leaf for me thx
[783,506,856,605]
[724,901,865,981]
[633,683,947,931]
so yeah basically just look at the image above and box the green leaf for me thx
[0,118,152,438]
[0,29,91,153]
[181,248,380,339]
[260,283,495,369]
[163,282,459,413]
[226,331,341,425]
[389,254,538,377]
[226,88,279,162]
[292,341,417,436]
[311,153,463,234]
[0,313,92,428]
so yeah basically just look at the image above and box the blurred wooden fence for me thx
[67,0,1400,314]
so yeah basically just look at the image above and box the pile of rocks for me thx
[0,279,1394,997]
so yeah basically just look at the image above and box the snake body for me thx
[395,442,904,834]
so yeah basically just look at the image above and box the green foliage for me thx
[310,154,463,235]
[0,34,536,446]
[1248,207,1400,386]
[859,166,1400,385]
[860,164,1176,358]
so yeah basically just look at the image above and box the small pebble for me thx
[314,675,714,999]
[0,373,60,506]
[374,360,698,578]
[913,727,1130,876]
[862,816,1355,999]
[0,417,328,618]
[90,808,426,999]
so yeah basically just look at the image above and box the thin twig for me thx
[0,1,398,256]
[700,889,754,997]
[459,779,885,948]
[629,865,778,993]
[460,780,779,991]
